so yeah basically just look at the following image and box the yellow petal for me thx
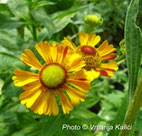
[20,88,42,108]
[12,70,39,86]
[64,85,85,105]
[62,37,76,49]
[79,32,89,45]
[31,91,49,115]
[87,33,101,47]
[23,80,41,91]
[59,91,73,114]
[100,61,118,71]
[20,49,43,70]
[96,68,114,77]
[65,53,85,72]
[56,45,68,64]
[35,41,51,63]
[50,43,58,62]
[68,79,90,93]
[68,69,87,80]
[46,92,59,116]
[98,41,116,57]
[85,69,100,81]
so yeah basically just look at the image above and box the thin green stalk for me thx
[119,76,142,136]
[115,55,126,62]
[32,25,37,41]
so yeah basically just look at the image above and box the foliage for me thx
[0,0,142,136]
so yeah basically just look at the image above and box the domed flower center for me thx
[81,46,96,55]
[40,63,66,89]
[80,46,101,70]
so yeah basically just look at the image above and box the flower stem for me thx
[115,55,125,62]
[119,76,142,136]
[32,25,37,41]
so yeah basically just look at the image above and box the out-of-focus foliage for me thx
[0,0,142,136]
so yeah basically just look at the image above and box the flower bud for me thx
[84,15,103,27]
[119,39,126,55]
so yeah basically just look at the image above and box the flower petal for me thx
[59,91,73,114]
[62,37,76,49]
[20,49,43,70]
[12,70,39,86]
[35,41,51,63]
[68,79,90,93]
[56,46,68,64]
[87,33,101,47]
[96,69,114,77]
[23,80,42,91]
[100,61,118,71]
[101,53,117,61]
[85,69,100,81]
[46,92,59,116]
[20,88,42,108]
[50,42,58,62]
[65,53,85,72]
[31,91,48,114]
[79,32,89,45]
[64,85,86,105]
[98,40,116,57]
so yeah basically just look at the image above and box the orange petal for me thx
[20,88,42,108]
[35,41,51,63]
[56,46,68,64]
[100,61,118,71]
[45,92,59,116]
[12,69,39,86]
[62,37,76,49]
[98,41,116,57]
[68,79,90,93]
[64,85,86,105]
[59,91,73,114]
[20,49,43,70]
[101,53,118,61]
[96,68,114,77]
[23,80,42,91]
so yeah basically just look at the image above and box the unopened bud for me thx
[84,15,103,27]
[119,39,126,55]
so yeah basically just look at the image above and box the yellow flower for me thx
[62,32,118,81]
[12,41,90,116]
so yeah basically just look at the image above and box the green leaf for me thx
[108,94,128,136]
[31,8,55,38]
[79,95,100,109]
[71,108,103,123]
[42,116,61,136]
[0,13,24,29]
[125,0,142,98]
[8,0,29,20]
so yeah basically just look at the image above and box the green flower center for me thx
[40,63,66,89]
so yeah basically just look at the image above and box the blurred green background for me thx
[0,0,142,136]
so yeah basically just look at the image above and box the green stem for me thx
[32,25,37,41]
[115,55,126,62]
[119,76,142,136]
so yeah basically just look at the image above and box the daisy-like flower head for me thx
[12,41,90,116]
[62,32,118,81]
